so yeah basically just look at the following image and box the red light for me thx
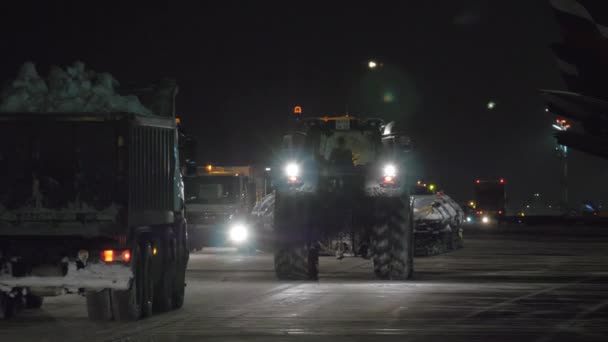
[103,250,114,263]
[498,210,503,215]
[499,178,505,184]
[121,250,131,263]
[288,176,298,183]
[476,179,480,184]
[383,176,394,184]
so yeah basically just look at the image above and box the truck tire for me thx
[154,234,176,313]
[415,231,450,256]
[172,219,188,310]
[371,196,414,280]
[0,292,17,320]
[86,289,113,321]
[25,294,44,309]
[274,243,319,280]
[112,242,154,320]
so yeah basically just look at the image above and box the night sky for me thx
[1,1,607,209]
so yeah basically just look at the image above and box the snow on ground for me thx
[0,62,152,115]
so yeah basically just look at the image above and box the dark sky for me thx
[1,1,607,208]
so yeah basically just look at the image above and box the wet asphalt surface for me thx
[1,224,608,342]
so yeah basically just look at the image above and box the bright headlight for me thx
[228,224,248,243]
[481,216,489,224]
[285,162,300,177]
[383,164,397,177]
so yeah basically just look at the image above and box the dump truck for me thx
[272,113,413,280]
[0,64,188,320]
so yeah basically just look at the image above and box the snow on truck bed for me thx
[0,62,152,115]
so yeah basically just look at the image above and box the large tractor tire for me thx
[274,244,319,280]
[370,196,414,280]
[273,193,318,280]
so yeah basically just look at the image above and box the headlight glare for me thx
[285,162,300,177]
[229,224,248,243]
[383,164,397,177]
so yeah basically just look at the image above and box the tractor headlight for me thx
[284,162,300,183]
[228,224,249,243]
[382,163,398,184]
[285,162,300,177]
[383,164,397,177]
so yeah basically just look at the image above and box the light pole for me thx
[552,118,571,209]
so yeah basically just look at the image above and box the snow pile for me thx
[0,62,152,115]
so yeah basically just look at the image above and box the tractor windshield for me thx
[317,131,379,166]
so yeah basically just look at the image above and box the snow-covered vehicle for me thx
[272,113,414,280]
[0,63,188,321]
[412,194,464,256]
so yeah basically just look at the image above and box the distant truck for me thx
[184,165,268,252]
[0,67,188,321]
[474,179,507,224]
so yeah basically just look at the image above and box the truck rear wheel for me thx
[112,242,154,321]
[172,219,188,309]
[274,243,319,280]
[25,294,43,309]
[86,289,113,321]
[371,196,414,280]
[154,235,176,313]
[0,292,17,320]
